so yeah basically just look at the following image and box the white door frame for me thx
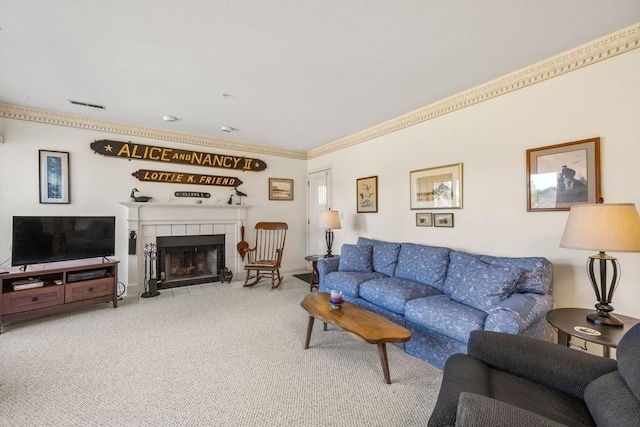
[307,167,333,257]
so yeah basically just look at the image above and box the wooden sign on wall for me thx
[91,140,267,172]
[132,169,243,187]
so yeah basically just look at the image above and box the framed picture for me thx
[269,178,293,200]
[356,176,378,213]
[526,137,601,211]
[416,212,433,227]
[410,163,463,209]
[434,213,454,228]
[39,150,70,204]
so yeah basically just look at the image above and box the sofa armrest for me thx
[468,330,617,399]
[317,256,340,286]
[485,293,553,334]
[455,393,566,427]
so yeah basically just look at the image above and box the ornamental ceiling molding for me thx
[0,103,307,161]
[0,24,638,161]
[307,22,640,159]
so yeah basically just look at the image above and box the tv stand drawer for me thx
[1,286,64,315]
[65,278,113,303]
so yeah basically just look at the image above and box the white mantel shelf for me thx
[118,201,250,209]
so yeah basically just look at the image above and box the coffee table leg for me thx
[377,343,391,384]
[304,316,315,349]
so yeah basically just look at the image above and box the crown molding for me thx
[308,22,640,159]
[1,24,638,161]
[0,103,308,161]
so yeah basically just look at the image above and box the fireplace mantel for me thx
[119,201,249,294]
[119,201,251,209]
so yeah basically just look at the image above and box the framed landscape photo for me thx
[526,137,601,212]
[356,175,378,213]
[269,178,293,200]
[410,163,463,209]
[416,212,433,227]
[433,213,454,228]
[39,150,70,204]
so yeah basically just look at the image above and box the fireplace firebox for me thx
[156,234,225,289]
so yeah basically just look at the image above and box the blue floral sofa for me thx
[317,237,554,369]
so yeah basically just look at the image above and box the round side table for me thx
[546,308,639,358]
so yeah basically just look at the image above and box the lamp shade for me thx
[560,203,640,252]
[318,210,341,230]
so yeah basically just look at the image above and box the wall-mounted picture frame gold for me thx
[526,137,601,211]
[433,213,454,228]
[416,212,433,227]
[410,163,463,210]
[356,176,378,213]
[269,178,293,201]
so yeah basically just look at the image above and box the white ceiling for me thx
[1,1,639,153]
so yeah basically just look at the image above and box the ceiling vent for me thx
[68,99,106,109]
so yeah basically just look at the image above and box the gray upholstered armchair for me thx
[428,323,640,427]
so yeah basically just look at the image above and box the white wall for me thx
[308,50,640,319]
[0,121,309,286]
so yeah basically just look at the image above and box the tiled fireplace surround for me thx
[120,202,248,294]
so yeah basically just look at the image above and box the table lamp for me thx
[559,203,640,326]
[318,210,341,258]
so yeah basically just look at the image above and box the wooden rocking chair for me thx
[243,222,288,288]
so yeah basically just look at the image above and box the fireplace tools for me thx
[141,242,160,298]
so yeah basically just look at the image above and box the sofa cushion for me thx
[394,243,450,290]
[443,251,483,295]
[322,271,385,300]
[359,277,441,315]
[357,238,401,276]
[338,244,373,272]
[451,261,522,312]
[405,295,487,343]
[480,255,552,295]
[356,236,381,246]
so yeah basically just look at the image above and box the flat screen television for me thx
[12,216,116,267]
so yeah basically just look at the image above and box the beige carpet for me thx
[0,276,442,426]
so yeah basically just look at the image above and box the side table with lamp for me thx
[559,203,640,327]
[551,203,640,356]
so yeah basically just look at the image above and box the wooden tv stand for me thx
[0,258,119,333]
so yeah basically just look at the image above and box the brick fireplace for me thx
[119,201,248,294]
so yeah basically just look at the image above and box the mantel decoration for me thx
[130,188,152,202]
[90,140,267,171]
[356,176,378,213]
[410,163,463,209]
[269,178,293,200]
[526,137,601,212]
[175,191,210,198]
[39,150,70,204]
[132,169,242,187]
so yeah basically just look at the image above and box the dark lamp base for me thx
[324,254,335,258]
[587,312,623,327]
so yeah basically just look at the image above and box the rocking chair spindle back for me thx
[243,222,288,288]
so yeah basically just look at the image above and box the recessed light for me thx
[220,126,233,132]
[162,115,178,122]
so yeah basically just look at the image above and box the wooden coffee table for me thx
[300,292,411,384]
